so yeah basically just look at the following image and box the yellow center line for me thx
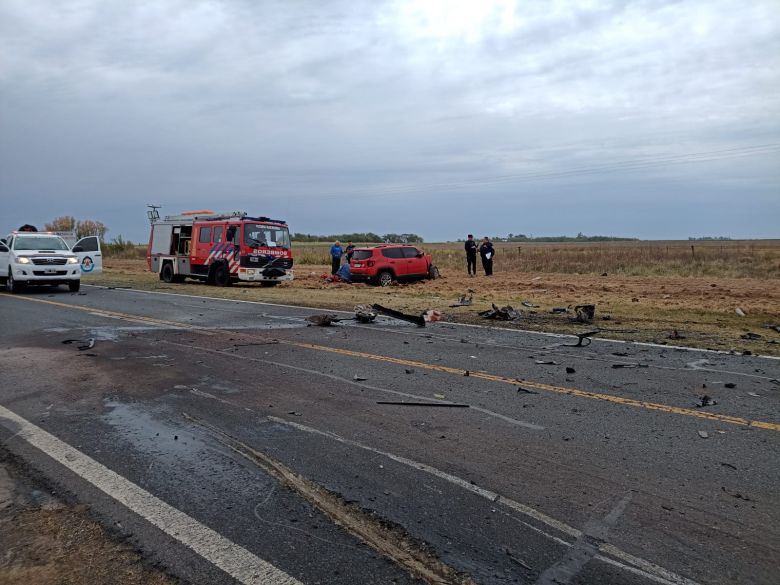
[5,294,779,432]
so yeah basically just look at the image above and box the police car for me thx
[0,231,102,293]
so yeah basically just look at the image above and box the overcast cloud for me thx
[1,0,778,241]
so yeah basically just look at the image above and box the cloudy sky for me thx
[1,0,778,242]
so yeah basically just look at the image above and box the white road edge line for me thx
[82,285,780,360]
[269,416,703,585]
[0,404,302,585]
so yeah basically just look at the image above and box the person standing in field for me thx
[464,234,477,276]
[479,237,495,276]
[330,240,343,275]
[345,241,356,263]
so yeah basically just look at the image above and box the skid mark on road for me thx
[269,416,700,585]
[0,404,302,585]
[5,294,780,432]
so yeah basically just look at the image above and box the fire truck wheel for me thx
[161,262,175,283]
[213,263,232,287]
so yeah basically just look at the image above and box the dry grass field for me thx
[98,240,780,355]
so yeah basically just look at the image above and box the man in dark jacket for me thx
[464,234,477,276]
[479,237,495,276]
[330,240,343,275]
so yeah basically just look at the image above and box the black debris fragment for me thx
[720,462,737,470]
[696,395,718,408]
[372,304,432,327]
[479,304,520,321]
[566,367,576,374]
[353,375,368,381]
[521,301,540,308]
[550,307,568,314]
[611,363,648,369]
[669,330,686,340]
[562,330,600,347]
[740,332,762,340]
[62,338,95,351]
[376,401,469,408]
[574,304,595,323]
[724,382,736,389]
[517,387,539,394]
[450,291,474,307]
[354,305,378,323]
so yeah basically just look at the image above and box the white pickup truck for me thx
[0,232,103,293]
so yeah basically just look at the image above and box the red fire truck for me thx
[146,209,293,286]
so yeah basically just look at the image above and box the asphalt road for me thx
[1,285,778,585]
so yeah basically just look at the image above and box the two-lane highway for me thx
[1,285,778,584]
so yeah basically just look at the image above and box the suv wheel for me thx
[7,269,24,293]
[213,263,232,287]
[69,280,81,292]
[428,265,440,280]
[377,270,393,287]
[161,262,175,283]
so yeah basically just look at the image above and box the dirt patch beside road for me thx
[0,449,176,585]
[91,259,780,355]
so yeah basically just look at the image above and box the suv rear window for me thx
[381,248,404,259]
[352,250,373,260]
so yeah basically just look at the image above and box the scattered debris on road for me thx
[306,314,340,326]
[550,307,568,314]
[735,307,746,317]
[721,462,737,470]
[62,338,95,351]
[747,392,760,397]
[724,382,736,388]
[696,395,718,408]
[354,305,378,323]
[517,387,539,394]
[562,329,600,347]
[353,375,368,381]
[698,430,709,439]
[566,367,576,374]
[372,304,439,327]
[521,301,540,308]
[535,360,558,365]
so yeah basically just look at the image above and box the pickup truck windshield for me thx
[13,236,69,251]
[243,224,290,249]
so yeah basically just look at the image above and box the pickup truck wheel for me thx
[69,280,81,292]
[7,270,24,293]
[161,262,175,283]
[213,263,232,287]
[377,270,393,287]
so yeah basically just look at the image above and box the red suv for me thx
[349,244,438,286]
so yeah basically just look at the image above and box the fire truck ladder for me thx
[162,211,248,222]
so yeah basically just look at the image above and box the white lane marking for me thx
[0,404,302,585]
[269,416,702,585]
[81,285,780,360]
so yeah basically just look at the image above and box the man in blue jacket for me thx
[330,240,343,275]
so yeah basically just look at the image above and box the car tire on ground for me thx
[428,265,440,280]
[213,263,231,287]
[377,270,393,287]
[7,269,24,294]
[161,262,175,283]
[69,280,81,292]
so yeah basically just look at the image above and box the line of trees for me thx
[487,232,637,242]
[44,216,108,240]
[293,232,424,243]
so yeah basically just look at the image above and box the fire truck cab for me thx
[146,210,293,287]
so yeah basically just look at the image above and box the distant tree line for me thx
[293,232,424,243]
[44,215,109,240]
[462,232,638,242]
[688,236,733,241]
